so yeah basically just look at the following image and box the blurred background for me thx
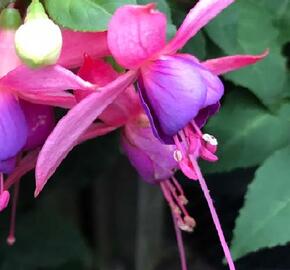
[1,0,290,269]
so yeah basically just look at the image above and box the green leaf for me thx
[231,145,290,260]
[0,207,90,269]
[205,0,288,105]
[203,90,290,173]
[45,0,136,31]
[182,32,206,60]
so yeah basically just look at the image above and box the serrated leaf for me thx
[205,0,288,105]
[45,0,136,31]
[203,90,290,173]
[230,145,290,260]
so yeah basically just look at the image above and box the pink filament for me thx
[171,208,188,270]
[191,157,236,270]
[7,182,20,246]
[0,173,3,193]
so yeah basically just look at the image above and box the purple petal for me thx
[177,54,224,107]
[138,55,207,143]
[20,101,55,151]
[121,134,155,184]
[0,92,27,160]
[194,102,220,128]
[122,116,177,183]
[0,157,16,174]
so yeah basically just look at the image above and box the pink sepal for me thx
[202,50,269,75]
[163,0,234,54]
[108,4,166,69]
[0,65,94,93]
[35,70,138,196]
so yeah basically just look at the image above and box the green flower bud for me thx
[15,0,62,68]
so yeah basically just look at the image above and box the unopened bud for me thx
[15,0,62,68]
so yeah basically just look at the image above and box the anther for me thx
[178,195,188,205]
[173,150,183,162]
[184,216,196,229]
[202,133,218,146]
[177,220,194,232]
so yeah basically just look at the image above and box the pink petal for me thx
[78,123,117,143]
[202,50,269,75]
[75,55,118,102]
[18,91,76,109]
[0,30,21,77]
[108,4,166,69]
[0,65,94,93]
[58,29,110,69]
[35,70,137,196]
[4,149,40,190]
[163,0,234,54]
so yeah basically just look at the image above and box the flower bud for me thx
[15,0,62,68]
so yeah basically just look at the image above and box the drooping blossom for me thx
[0,5,111,245]
[68,57,211,269]
[106,1,267,269]
[35,61,138,195]
[0,6,107,170]
[121,112,195,270]
[33,2,267,268]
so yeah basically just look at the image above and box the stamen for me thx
[7,182,20,246]
[202,133,218,146]
[161,179,196,233]
[173,150,183,162]
[173,135,186,156]
[171,207,188,270]
[171,176,184,195]
[0,173,3,193]
[190,121,203,136]
[166,181,191,218]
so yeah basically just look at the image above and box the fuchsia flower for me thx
[33,1,268,269]
[105,2,267,269]
[0,7,112,245]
